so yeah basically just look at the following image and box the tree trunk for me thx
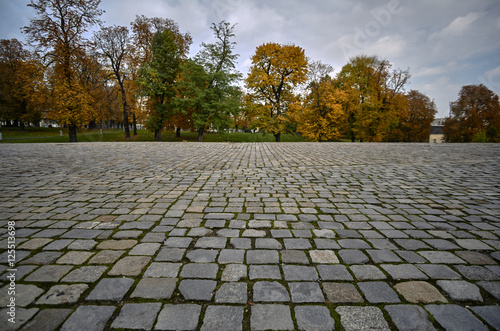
[351,131,355,142]
[133,113,137,135]
[198,127,204,142]
[118,80,130,139]
[176,127,181,138]
[154,128,161,141]
[274,132,281,142]
[69,124,77,142]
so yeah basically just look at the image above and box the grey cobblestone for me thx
[1,143,500,330]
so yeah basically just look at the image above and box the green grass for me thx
[0,127,306,143]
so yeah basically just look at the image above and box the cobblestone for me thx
[1,142,499,330]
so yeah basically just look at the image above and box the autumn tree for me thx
[137,25,191,141]
[94,25,132,138]
[444,84,500,142]
[191,21,241,142]
[294,60,348,142]
[0,39,46,128]
[23,0,104,142]
[246,42,308,142]
[335,55,410,142]
[395,90,437,142]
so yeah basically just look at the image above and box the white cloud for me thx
[364,34,406,59]
[430,12,483,40]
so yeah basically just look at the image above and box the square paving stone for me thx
[20,251,63,265]
[281,250,309,264]
[294,305,335,331]
[88,250,124,264]
[218,249,245,263]
[201,306,244,331]
[314,239,341,249]
[164,237,193,248]
[0,284,44,307]
[107,256,151,276]
[61,266,107,283]
[437,280,483,301]
[178,279,216,301]
[60,305,115,331]
[309,250,339,263]
[381,264,428,280]
[61,229,102,239]
[317,265,353,281]
[0,307,38,330]
[418,251,466,264]
[455,251,497,264]
[155,304,201,330]
[255,238,282,249]
[394,281,447,303]
[56,251,94,265]
[247,250,280,264]
[283,265,319,281]
[186,249,219,262]
[289,282,325,303]
[251,304,294,331]
[96,239,137,250]
[426,304,488,331]
[85,277,134,301]
[322,282,364,303]
[113,230,143,239]
[221,264,247,281]
[470,306,500,330]
[250,265,282,279]
[417,264,462,279]
[454,265,500,280]
[477,281,500,300]
[350,265,387,280]
[253,281,290,302]
[336,306,390,331]
[338,249,369,264]
[129,242,161,255]
[36,284,88,305]
[20,308,72,331]
[42,239,74,251]
[358,282,400,303]
[215,282,248,303]
[111,302,162,330]
[67,239,98,250]
[284,238,312,249]
[385,305,436,331]
[337,239,371,249]
[25,265,73,282]
[194,237,227,248]
[144,262,181,278]
[180,263,218,278]
[155,247,185,262]
[18,238,53,250]
[131,278,177,299]
[367,249,402,263]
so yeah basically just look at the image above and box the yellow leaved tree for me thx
[245,43,308,142]
[294,61,348,142]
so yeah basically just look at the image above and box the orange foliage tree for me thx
[0,39,46,127]
[444,84,500,142]
[246,43,308,142]
[294,61,348,142]
[23,0,103,142]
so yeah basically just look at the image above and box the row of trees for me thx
[1,0,498,142]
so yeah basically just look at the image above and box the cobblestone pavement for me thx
[1,142,500,331]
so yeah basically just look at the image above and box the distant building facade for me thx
[429,118,445,143]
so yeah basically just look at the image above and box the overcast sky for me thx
[1,0,499,117]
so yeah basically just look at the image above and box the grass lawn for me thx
[0,127,306,143]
